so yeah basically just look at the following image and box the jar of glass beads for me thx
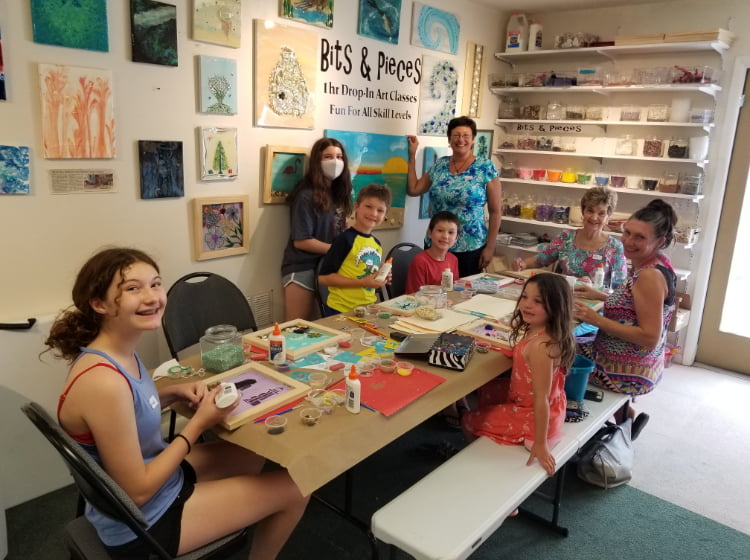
[200,325,244,373]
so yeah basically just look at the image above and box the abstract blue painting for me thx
[417,56,458,136]
[0,145,31,195]
[419,146,449,218]
[138,141,184,199]
[281,0,334,29]
[410,2,460,55]
[31,0,109,52]
[358,0,402,45]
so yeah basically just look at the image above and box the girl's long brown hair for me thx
[287,137,353,217]
[509,273,576,371]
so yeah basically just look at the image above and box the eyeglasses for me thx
[450,134,473,141]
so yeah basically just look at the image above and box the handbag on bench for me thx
[577,417,634,489]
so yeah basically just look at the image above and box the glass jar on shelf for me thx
[620,105,642,122]
[559,137,576,153]
[659,172,680,193]
[535,197,553,222]
[497,96,520,119]
[552,198,570,224]
[667,138,689,159]
[517,135,538,150]
[520,104,544,120]
[546,100,565,121]
[679,172,704,195]
[499,160,517,178]
[643,136,664,158]
[565,105,585,120]
[537,136,555,151]
[585,105,603,121]
[647,104,670,122]
[561,167,577,183]
[615,135,635,156]
[520,195,537,220]
[499,134,517,149]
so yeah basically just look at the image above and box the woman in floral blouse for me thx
[513,187,627,288]
[407,116,502,278]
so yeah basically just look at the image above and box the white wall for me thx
[0,0,504,507]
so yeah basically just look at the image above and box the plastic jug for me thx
[505,13,529,52]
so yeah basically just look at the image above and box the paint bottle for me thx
[374,258,393,282]
[441,267,454,291]
[268,322,286,363]
[345,365,361,414]
[505,13,529,52]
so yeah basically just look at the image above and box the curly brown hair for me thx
[44,247,159,362]
[509,273,576,371]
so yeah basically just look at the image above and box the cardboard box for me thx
[669,292,691,332]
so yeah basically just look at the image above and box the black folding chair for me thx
[381,243,422,300]
[21,401,247,560]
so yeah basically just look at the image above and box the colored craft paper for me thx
[452,294,517,320]
[333,367,445,416]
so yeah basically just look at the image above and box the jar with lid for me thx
[565,105,585,120]
[499,159,517,178]
[667,138,689,159]
[520,104,544,120]
[416,285,447,310]
[517,135,537,150]
[535,197,553,222]
[559,137,576,153]
[552,198,570,224]
[499,133,517,149]
[647,104,670,122]
[200,324,244,373]
[643,136,664,158]
[508,193,522,216]
[615,135,635,156]
[620,105,641,122]
[498,96,520,119]
[537,136,554,151]
[546,100,565,120]
[679,172,704,195]
[561,167,577,183]
[658,172,679,193]
[585,105,603,121]
[520,195,536,219]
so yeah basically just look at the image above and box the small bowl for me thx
[308,372,329,389]
[461,288,477,299]
[396,361,414,376]
[329,388,346,406]
[299,407,322,426]
[361,334,382,346]
[323,344,339,355]
[546,169,562,182]
[353,306,366,318]
[359,358,380,376]
[265,415,287,435]
[366,304,380,315]
[380,358,397,374]
[594,175,609,187]
[307,389,335,414]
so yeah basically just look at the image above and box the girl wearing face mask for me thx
[281,137,353,320]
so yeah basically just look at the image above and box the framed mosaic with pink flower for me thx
[192,195,249,261]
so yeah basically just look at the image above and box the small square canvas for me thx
[474,130,494,159]
[419,146,449,219]
[357,0,401,44]
[31,0,109,52]
[281,0,334,29]
[130,0,177,66]
[201,128,238,180]
[138,141,184,199]
[411,2,460,55]
[199,56,237,114]
[0,145,31,195]
[193,0,241,48]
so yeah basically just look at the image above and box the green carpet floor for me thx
[7,414,750,559]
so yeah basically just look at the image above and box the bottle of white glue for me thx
[374,257,393,282]
[268,322,286,363]
[346,365,361,414]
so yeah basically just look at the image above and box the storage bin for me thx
[565,354,595,401]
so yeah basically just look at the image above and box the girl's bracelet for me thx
[174,433,192,454]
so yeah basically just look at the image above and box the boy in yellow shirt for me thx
[318,183,392,315]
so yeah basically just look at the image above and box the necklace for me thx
[450,155,473,175]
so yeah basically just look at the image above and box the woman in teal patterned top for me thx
[514,187,627,288]
[407,116,502,277]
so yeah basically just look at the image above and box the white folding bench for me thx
[370,389,630,560]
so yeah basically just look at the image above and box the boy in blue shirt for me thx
[318,183,392,315]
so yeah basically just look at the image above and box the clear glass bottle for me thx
[200,324,244,373]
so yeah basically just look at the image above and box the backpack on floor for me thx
[577,418,634,489]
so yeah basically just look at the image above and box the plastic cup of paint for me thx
[349,328,365,345]
[308,372,329,389]
[380,358,397,374]
[265,415,287,435]
[307,389,335,414]
[396,361,414,376]
[299,407,322,426]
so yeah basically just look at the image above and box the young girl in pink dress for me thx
[462,273,576,475]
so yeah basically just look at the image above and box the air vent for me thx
[248,290,273,329]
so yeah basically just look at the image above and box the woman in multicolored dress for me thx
[573,200,678,440]
[407,116,502,278]
[513,187,627,288]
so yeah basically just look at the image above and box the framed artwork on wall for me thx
[324,129,408,229]
[138,141,184,199]
[263,145,308,204]
[198,56,237,115]
[38,64,115,159]
[411,2,460,55]
[193,0,241,48]
[254,19,318,129]
[31,0,109,52]
[419,146,449,219]
[417,56,458,136]
[474,130,494,159]
[192,195,250,261]
[130,0,177,66]
[0,28,6,100]
[280,0,333,28]
[357,0,401,44]
[0,145,30,195]
[200,127,238,180]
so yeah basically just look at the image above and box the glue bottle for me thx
[268,322,286,363]
[441,266,454,291]
[374,257,393,282]
[528,20,543,51]
[593,264,605,291]
[505,13,529,52]
[345,365,361,414]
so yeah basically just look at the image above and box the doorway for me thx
[696,70,750,373]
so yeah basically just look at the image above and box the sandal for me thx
[631,412,650,441]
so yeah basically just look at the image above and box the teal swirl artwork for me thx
[417,57,458,136]
[410,2,459,55]
[0,145,30,195]
[358,0,402,44]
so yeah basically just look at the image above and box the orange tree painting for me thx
[39,64,115,159]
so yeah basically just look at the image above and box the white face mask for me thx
[321,158,345,180]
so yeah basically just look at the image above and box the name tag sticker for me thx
[593,254,603,261]
[149,395,159,409]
